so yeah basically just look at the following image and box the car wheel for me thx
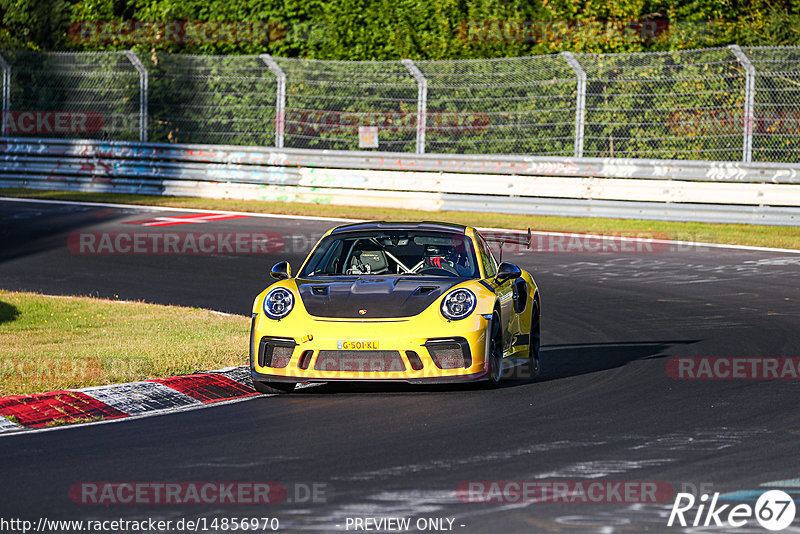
[253,380,296,394]
[523,301,541,380]
[487,311,503,388]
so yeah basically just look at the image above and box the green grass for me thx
[0,290,248,397]
[2,188,799,250]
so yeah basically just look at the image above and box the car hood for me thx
[295,277,462,319]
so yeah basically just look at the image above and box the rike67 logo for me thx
[668,490,796,531]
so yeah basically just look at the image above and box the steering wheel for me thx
[417,265,460,276]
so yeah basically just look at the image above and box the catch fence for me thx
[0,46,798,162]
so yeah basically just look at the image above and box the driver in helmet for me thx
[423,244,471,276]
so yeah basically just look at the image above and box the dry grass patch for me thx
[0,290,248,396]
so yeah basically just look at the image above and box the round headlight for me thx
[441,288,476,321]
[263,287,294,320]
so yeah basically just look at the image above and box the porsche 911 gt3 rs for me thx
[250,221,540,393]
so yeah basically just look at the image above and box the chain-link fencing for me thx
[274,58,418,152]
[0,51,141,141]
[416,55,578,156]
[745,46,800,163]
[579,47,747,160]
[1,46,798,162]
[143,53,278,146]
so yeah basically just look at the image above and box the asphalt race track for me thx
[1,197,800,533]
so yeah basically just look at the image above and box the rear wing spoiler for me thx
[481,228,532,262]
[482,228,532,247]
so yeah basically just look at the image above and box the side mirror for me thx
[494,262,522,285]
[270,261,291,280]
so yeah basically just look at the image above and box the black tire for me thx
[253,380,296,394]
[486,311,503,388]
[521,300,541,380]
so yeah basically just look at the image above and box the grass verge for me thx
[2,188,799,250]
[0,290,248,397]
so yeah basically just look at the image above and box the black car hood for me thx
[296,277,462,319]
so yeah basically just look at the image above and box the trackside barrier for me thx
[1,138,799,226]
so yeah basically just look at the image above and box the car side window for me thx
[476,235,497,278]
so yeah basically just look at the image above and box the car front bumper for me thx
[250,313,491,383]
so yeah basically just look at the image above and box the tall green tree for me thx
[0,0,73,50]
[1,0,799,57]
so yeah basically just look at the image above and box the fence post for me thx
[728,45,755,163]
[124,50,148,142]
[259,54,286,149]
[401,59,427,154]
[561,51,586,159]
[0,53,10,137]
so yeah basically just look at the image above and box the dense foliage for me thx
[1,0,799,58]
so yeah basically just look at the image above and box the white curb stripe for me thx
[78,381,201,416]
[205,367,254,388]
[0,415,21,431]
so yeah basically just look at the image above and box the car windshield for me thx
[299,231,479,278]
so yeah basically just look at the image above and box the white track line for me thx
[2,196,799,254]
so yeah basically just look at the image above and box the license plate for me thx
[338,340,379,350]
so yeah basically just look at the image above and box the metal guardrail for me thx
[1,138,799,226]
[2,137,800,183]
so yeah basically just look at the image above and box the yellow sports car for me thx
[249,222,540,393]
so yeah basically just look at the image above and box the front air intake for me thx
[405,351,424,371]
[258,337,296,368]
[425,338,472,369]
[298,350,313,370]
[314,351,406,372]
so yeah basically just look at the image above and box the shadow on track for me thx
[284,340,698,395]
[538,339,699,381]
[0,199,133,264]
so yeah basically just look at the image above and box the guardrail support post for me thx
[729,45,755,163]
[402,59,427,154]
[260,54,286,149]
[124,50,148,143]
[561,52,586,159]
[0,53,10,137]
